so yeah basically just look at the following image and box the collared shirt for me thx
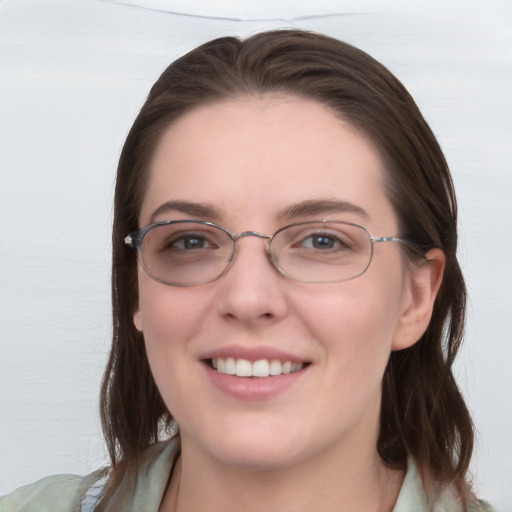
[0,438,494,512]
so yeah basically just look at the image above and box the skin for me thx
[133,96,445,512]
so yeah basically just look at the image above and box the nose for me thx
[214,234,288,325]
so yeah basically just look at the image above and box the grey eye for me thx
[169,234,212,250]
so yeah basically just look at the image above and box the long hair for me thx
[98,29,473,509]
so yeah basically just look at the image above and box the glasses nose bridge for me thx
[232,230,273,244]
[229,231,274,267]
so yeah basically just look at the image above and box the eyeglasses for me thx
[124,220,406,287]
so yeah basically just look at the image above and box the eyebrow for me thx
[277,199,370,222]
[149,198,369,224]
[150,200,224,223]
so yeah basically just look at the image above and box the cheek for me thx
[135,277,210,413]
[135,272,207,343]
[134,276,208,397]
[283,280,405,445]
[300,276,403,371]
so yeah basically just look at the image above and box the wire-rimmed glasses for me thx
[124,220,406,287]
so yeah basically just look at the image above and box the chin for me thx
[186,420,310,471]
[212,442,302,471]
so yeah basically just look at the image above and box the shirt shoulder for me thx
[471,500,496,512]
[0,470,104,512]
[0,437,180,512]
[393,458,496,512]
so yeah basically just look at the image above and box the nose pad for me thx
[215,232,273,285]
[229,231,274,269]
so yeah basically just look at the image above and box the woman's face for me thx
[134,96,420,470]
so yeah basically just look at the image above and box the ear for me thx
[133,306,143,332]
[392,248,446,351]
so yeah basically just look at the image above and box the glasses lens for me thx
[271,222,372,283]
[141,222,233,286]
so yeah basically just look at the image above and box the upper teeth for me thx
[211,358,304,377]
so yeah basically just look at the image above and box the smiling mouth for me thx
[207,358,309,378]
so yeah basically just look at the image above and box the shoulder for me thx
[0,438,180,512]
[470,500,496,512]
[0,470,104,512]
[394,458,496,512]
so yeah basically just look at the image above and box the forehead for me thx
[141,96,396,230]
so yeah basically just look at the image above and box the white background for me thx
[0,1,511,509]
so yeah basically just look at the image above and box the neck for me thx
[161,432,404,512]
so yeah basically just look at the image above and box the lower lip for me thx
[204,364,308,401]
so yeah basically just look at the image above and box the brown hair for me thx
[98,29,473,509]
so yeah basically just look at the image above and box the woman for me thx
[1,30,493,512]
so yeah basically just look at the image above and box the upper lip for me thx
[200,345,308,363]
